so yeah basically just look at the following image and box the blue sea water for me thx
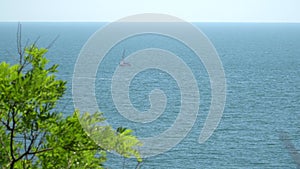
[0,22,300,168]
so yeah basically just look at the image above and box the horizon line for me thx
[1,20,300,24]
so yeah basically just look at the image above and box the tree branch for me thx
[9,109,16,169]
[27,148,53,155]
[1,120,12,130]
[17,22,22,65]
[46,35,60,49]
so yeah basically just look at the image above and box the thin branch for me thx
[24,132,28,161]
[29,131,47,161]
[17,23,22,65]
[32,36,40,47]
[35,131,47,151]
[14,132,36,162]
[16,23,29,74]
[22,38,29,58]
[9,109,16,169]
[7,108,11,130]
[135,160,144,169]
[46,35,60,49]
[27,148,53,155]
[12,122,40,164]
[135,156,145,169]
[1,120,12,130]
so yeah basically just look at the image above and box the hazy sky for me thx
[1,0,300,22]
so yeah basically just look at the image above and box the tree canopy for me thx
[0,42,142,168]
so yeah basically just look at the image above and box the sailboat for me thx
[119,49,131,66]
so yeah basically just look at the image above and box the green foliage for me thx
[79,112,142,162]
[36,111,107,169]
[0,124,10,165]
[0,45,66,168]
[0,45,142,168]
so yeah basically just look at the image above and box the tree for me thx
[0,25,142,168]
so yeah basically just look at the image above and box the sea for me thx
[0,22,299,168]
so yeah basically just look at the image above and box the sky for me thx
[1,0,300,22]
